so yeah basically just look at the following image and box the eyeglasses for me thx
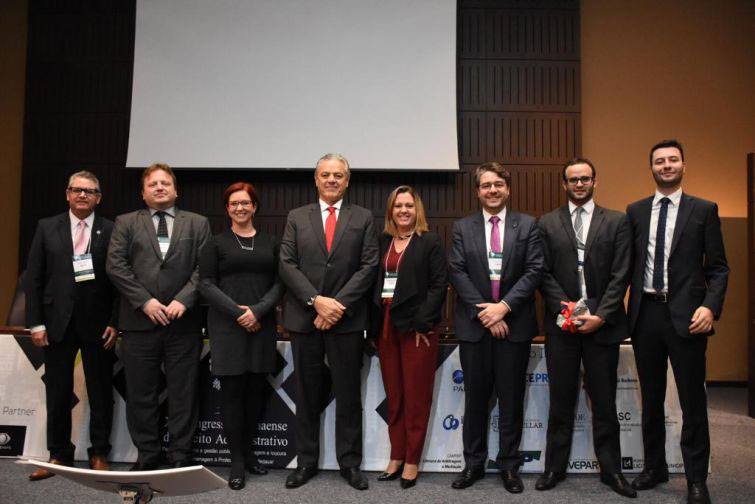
[479,181,507,191]
[67,187,100,196]
[228,200,253,208]
[566,176,594,185]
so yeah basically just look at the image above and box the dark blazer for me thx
[371,231,448,335]
[626,193,729,338]
[279,202,379,334]
[448,210,544,343]
[25,212,117,343]
[538,204,631,344]
[106,208,212,332]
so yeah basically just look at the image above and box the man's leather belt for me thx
[643,291,669,303]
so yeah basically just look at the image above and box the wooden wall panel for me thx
[19,0,580,267]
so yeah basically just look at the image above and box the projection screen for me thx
[127,0,458,171]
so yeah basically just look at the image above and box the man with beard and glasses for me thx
[535,158,635,498]
[626,140,728,504]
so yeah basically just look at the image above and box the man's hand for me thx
[101,326,118,349]
[31,329,49,347]
[476,302,509,328]
[314,315,334,331]
[237,305,258,330]
[415,332,431,348]
[489,320,510,339]
[689,306,714,334]
[165,300,187,321]
[313,296,345,325]
[576,314,605,334]
[143,298,169,326]
[245,321,262,333]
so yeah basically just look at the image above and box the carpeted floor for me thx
[3,387,753,503]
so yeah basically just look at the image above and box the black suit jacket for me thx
[279,202,379,334]
[538,204,631,344]
[448,210,544,343]
[370,231,448,335]
[25,212,117,343]
[626,193,729,338]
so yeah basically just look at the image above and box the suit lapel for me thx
[329,203,352,256]
[500,210,519,274]
[584,206,605,255]
[91,214,104,251]
[57,214,74,256]
[165,209,184,260]
[636,197,653,273]
[140,209,163,259]
[670,193,693,257]
[309,204,328,256]
[471,213,487,264]
[392,235,419,307]
[558,205,578,253]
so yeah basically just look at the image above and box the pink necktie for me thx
[73,220,88,255]
[490,215,501,301]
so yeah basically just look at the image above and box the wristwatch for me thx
[306,295,318,306]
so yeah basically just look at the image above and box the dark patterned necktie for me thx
[156,211,169,238]
[653,198,670,292]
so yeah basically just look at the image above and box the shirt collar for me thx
[568,198,595,216]
[653,188,682,206]
[69,210,95,228]
[149,206,176,217]
[482,206,507,224]
[319,199,343,212]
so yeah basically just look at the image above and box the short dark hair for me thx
[141,163,177,189]
[562,158,596,181]
[649,139,685,165]
[474,162,511,188]
[223,182,259,209]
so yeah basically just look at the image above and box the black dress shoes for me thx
[631,467,669,490]
[377,463,404,481]
[501,469,524,493]
[228,471,246,490]
[535,471,566,491]
[451,467,485,489]
[687,481,711,504]
[130,460,160,471]
[340,467,369,490]
[245,461,268,475]
[285,466,318,488]
[600,473,637,498]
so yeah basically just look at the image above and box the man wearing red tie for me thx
[278,153,379,490]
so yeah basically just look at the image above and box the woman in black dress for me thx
[199,182,284,490]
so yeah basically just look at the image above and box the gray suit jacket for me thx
[279,202,379,334]
[448,210,544,343]
[538,204,631,344]
[106,207,212,332]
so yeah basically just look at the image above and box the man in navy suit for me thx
[448,162,543,492]
[626,140,728,504]
[25,171,118,480]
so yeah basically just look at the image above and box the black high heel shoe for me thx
[400,476,417,489]
[377,463,404,481]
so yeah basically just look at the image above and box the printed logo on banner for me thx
[525,372,549,385]
[617,411,632,422]
[443,414,461,431]
[522,451,542,464]
[0,425,27,456]
[622,457,634,470]
[529,346,545,359]
[523,418,543,429]
[451,369,464,392]
[568,459,600,470]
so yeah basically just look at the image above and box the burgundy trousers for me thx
[378,305,439,464]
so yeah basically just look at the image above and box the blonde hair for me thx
[383,185,429,237]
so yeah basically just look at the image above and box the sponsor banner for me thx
[0,425,27,456]
[3,335,687,472]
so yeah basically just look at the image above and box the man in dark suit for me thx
[106,163,211,470]
[278,153,379,490]
[448,162,543,492]
[626,140,728,504]
[535,158,635,498]
[25,171,118,480]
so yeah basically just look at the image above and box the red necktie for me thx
[325,206,336,252]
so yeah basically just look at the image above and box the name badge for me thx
[381,272,398,299]
[488,251,503,281]
[72,253,95,282]
[158,236,170,258]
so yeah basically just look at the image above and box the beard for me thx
[567,186,593,204]
[652,170,683,188]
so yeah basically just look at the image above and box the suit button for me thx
[326,263,332,268]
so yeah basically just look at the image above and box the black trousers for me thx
[291,330,364,469]
[217,373,270,470]
[544,331,621,474]
[632,298,709,482]
[458,336,531,470]
[121,327,201,464]
[44,322,114,461]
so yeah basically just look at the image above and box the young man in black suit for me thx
[25,171,118,480]
[626,140,729,504]
[536,158,635,498]
[447,162,543,492]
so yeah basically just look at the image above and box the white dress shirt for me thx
[149,206,176,238]
[643,188,682,293]
[482,207,507,253]
[568,198,595,243]
[319,199,343,228]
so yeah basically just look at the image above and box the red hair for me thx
[223,182,259,208]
